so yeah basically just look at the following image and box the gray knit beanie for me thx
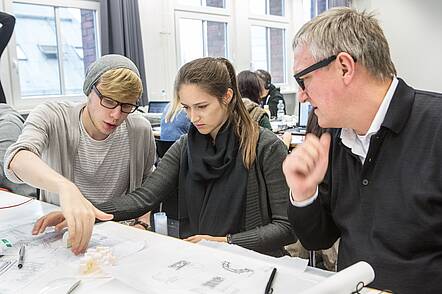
[83,54,140,96]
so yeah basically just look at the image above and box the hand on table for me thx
[184,235,227,243]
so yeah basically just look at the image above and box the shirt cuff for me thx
[290,187,318,207]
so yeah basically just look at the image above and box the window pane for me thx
[269,0,284,16]
[206,0,225,8]
[251,26,268,70]
[59,7,97,95]
[250,0,266,15]
[13,3,61,97]
[179,18,204,64]
[207,21,227,57]
[269,28,285,83]
[318,0,327,14]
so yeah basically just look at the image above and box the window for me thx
[179,0,225,9]
[251,26,285,83]
[178,17,227,65]
[310,0,351,18]
[5,0,100,110]
[250,0,285,17]
[175,1,230,66]
[249,0,288,84]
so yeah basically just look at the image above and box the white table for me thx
[0,191,380,294]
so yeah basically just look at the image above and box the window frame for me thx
[2,0,100,113]
[174,5,232,68]
[249,0,290,87]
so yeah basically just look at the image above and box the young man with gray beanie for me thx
[4,55,156,252]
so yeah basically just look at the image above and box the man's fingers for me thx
[319,132,331,153]
[32,216,44,235]
[78,216,94,254]
[38,218,50,234]
[65,215,78,255]
[55,220,67,232]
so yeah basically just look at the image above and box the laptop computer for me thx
[298,102,311,128]
[148,101,169,113]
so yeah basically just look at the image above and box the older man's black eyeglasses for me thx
[93,85,139,114]
[293,55,337,91]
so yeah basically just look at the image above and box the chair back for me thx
[155,139,176,158]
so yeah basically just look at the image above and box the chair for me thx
[155,139,175,158]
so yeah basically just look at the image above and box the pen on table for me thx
[265,267,277,294]
[17,245,25,269]
[66,280,81,294]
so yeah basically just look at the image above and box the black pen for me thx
[265,267,277,294]
[17,245,25,269]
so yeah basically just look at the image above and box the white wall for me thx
[353,0,442,92]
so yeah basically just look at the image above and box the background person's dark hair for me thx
[237,70,262,104]
[255,69,271,90]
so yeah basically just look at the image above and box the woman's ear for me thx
[223,88,234,104]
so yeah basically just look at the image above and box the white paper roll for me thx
[301,261,375,294]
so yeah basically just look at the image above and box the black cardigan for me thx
[98,128,297,256]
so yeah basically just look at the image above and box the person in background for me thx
[255,69,286,118]
[284,8,442,293]
[237,70,271,130]
[4,55,156,252]
[0,103,36,197]
[33,57,297,257]
[160,102,190,141]
[0,12,16,103]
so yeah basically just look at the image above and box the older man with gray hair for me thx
[4,54,156,254]
[284,8,442,293]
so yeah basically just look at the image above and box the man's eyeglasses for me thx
[293,55,337,91]
[93,85,139,114]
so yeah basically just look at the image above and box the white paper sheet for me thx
[0,221,146,293]
[301,261,375,294]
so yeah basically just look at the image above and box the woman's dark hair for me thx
[173,57,259,169]
[237,70,262,104]
[255,69,272,89]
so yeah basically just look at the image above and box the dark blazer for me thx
[288,78,442,294]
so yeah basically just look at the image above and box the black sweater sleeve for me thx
[287,142,340,250]
[95,137,183,221]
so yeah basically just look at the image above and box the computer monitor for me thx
[298,102,311,128]
[148,101,169,113]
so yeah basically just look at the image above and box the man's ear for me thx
[223,88,234,104]
[337,52,356,85]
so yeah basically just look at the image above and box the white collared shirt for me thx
[291,77,399,207]
[340,77,399,163]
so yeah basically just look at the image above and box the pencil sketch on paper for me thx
[169,260,191,270]
[201,276,224,289]
[221,261,254,275]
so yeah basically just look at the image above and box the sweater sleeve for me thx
[3,103,54,183]
[287,143,340,250]
[231,134,297,253]
[95,137,183,221]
